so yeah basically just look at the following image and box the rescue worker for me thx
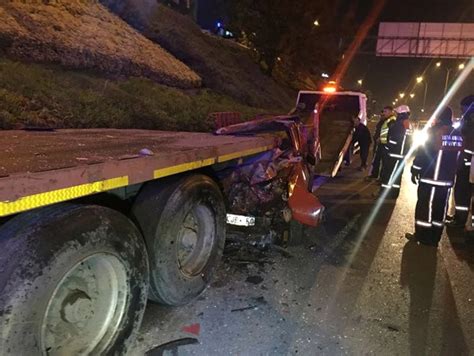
[379,105,411,198]
[446,95,474,238]
[369,106,396,179]
[351,115,372,170]
[407,107,463,246]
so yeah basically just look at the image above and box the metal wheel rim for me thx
[177,204,216,277]
[41,253,128,355]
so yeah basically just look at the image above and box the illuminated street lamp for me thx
[410,93,415,98]
[321,73,329,78]
[357,79,363,86]
[416,76,428,110]
[421,108,425,112]
[436,62,441,67]
[392,101,396,105]
[394,98,398,102]
[443,63,466,95]
[313,19,320,26]
[399,93,405,99]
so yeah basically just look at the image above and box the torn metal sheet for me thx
[215,114,324,228]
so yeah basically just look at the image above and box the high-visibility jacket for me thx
[387,116,410,158]
[411,124,463,233]
[379,115,397,144]
[411,124,463,188]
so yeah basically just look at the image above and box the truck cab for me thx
[292,90,368,177]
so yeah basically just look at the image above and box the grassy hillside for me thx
[0,58,264,131]
[0,1,200,88]
[102,2,296,111]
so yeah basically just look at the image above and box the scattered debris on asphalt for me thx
[181,323,201,336]
[231,305,258,313]
[145,338,199,356]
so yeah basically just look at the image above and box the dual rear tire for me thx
[0,174,226,354]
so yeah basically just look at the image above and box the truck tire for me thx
[0,204,148,355]
[132,174,226,306]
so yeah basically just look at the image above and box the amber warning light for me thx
[323,86,337,93]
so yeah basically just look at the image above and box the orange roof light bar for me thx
[323,86,337,93]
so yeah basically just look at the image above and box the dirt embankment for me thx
[0,1,201,89]
[102,1,296,111]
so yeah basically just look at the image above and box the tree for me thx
[225,0,359,87]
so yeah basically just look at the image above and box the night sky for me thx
[344,0,473,117]
[197,0,473,116]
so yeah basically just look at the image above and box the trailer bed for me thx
[0,129,276,217]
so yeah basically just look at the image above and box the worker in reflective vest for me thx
[379,105,411,198]
[407,107,462,246]
[447,95,474,238]
[369,106,396,179]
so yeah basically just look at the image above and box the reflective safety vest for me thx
[411,125,463,187]
[380,115,396,144]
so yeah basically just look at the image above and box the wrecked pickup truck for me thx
[0,103,353,353]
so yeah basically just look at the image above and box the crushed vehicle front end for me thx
[214,114,325,243]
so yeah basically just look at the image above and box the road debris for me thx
[181,323,201,336]
[231,305,258,313]
[145,338,199,356]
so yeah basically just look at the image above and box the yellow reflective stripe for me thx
[1,145,275,217]
[154,158,216,179]
[217,145,273,163]
[0,176,129,217]
[154,145,273,178]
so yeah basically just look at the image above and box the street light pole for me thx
[444,68,452,95]
[423,81,428,111]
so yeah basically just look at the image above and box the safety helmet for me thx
[394,105,410,114]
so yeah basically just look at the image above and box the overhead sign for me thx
[376,22,474,58]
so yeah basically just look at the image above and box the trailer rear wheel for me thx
[132,174,226,306]
[0,205,148,355]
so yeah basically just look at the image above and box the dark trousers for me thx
[453,164,471,224]
[359,142,370,167]
[381,156,404,198]
[415,183,451,244]
[370,143,385,178]
[345,141,371,167]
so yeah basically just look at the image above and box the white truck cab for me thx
[295,90,368,125]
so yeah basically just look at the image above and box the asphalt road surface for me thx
[134,157,473,355]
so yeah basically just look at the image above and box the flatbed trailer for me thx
[0,125,322,355]
[0,129,275,217]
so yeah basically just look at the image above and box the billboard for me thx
[376,22,474,58]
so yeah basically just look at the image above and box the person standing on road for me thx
[379,105,411,198]
[351,115,372,171]
[369,106,396,179]
[446,95,474,241]
[407,107,462,247]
